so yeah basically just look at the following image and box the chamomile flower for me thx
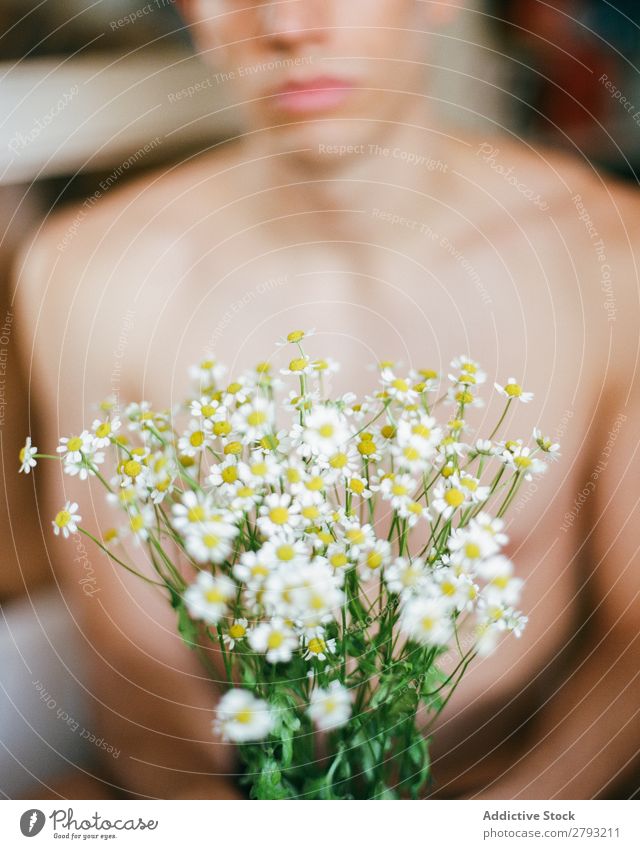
[185,518,238,564]
[302,629,336,663]
[52,501,81,538]
[171,490,215,532]
[231,397,274,441]
[177,420,210,457]
[308,681,352,730]
[249,617,298,663]
[233,550,273,588]
[494,378,534,403]
[257,493,302,538]
[432,475,473,519]
[357,538,392,580]
[502,445,547,480]
[399,595,453,647]
[215,689,273,742]
[189,358,227,391]
[223,618,250,649]
[384,556,428,598]
[533,427,561,458]
[302,406,351,456]
[18,437,38,474]
[57,431,93,464]
[281,355,315,377]
[91,417,121,448]
[450,355,486,384]
[183,572,235,625]
[276,328,315,347]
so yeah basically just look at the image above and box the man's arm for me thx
[473,386,640,800]
[13,216,242,799]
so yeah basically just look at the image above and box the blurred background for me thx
[1,0,639,800]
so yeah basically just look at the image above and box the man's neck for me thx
[242,107,458,242]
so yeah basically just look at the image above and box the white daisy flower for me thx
[189,358,227,390]
[231,396,274,441]
[399,595,453,647]
[183,572,236,625]
[450,355,486,384]
[56,431,93,464]
[18,437,38,474]
[223,618,250,649]
[302,406,351,456]
[357,538,392,581]
[302,629,337,663]
[257,493,302,538]
[185,519,238,564]
[52,501,81,538]
[502,445,547,480]
[432,475,473,520]
[384,556,428,598]
[177,419,210,457]
[214,688,273,742]
[233,550,273,588]
[90,417,121,448]
[248,617,298,663]
[494,378,534,403]
[308,681,352,731]
[171,490,213,532]
[533,427,561,459]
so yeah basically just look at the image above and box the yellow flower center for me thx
[329,452,348,468]
[66,437,83,452]
[276,545,295,562]
[505,383,522,397]
[392,483,408,497]
[267,631,285,649]
[251,462,268,477]
[19,447,26,462]
[308,637,326,655]
[130,515,144,533]
[55,510,71,528]
[289,358,307,372]
[349,478,365,494]
[247,410,267,427]
[213,421,232,436]
[287,330,305,343]
[444,488,465,507]
[96,422,111,438]
[203,534,220,549]
[421,617,434,632]
[235,708,253,724]
[187,506,206,522]
[464,542,481,559]
[461,478,478,491]
[306,476,324,491]
[229,623,246,639]
[269,506,289,525]
[358,440,376,456]
[222,466,238,484]
[456,390,473,405]
[123,459,142,478]
[302,505,320,520]
[346,529,365,545]
[200,404,217,418]
[367,551,383,570]
[227,382,242,394]
[330,552,348,568]
[392,378,409,392]
[237,485,254,498]
[190,430,205,447]
[224,442,242,455]
[515,456,532,469]
[204,587,223,603]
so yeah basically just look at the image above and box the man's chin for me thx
[257,115,375,166]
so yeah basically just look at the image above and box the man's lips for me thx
[268,76,355,113]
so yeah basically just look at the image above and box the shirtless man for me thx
[14,0,640,799]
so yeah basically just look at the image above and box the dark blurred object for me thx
[0,0,189,61]
[488,0,640,180]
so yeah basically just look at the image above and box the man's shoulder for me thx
[23,142,244,287]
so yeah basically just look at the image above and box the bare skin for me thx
[13,1,640,798]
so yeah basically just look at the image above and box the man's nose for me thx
[258,0,328,49]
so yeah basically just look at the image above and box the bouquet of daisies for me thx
[20,329,559,799]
